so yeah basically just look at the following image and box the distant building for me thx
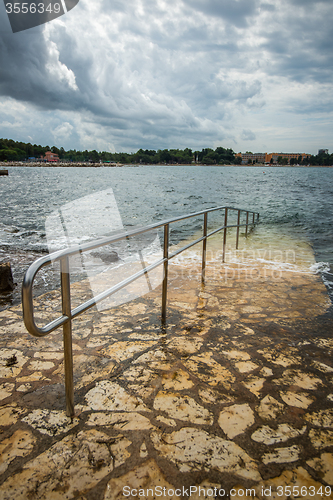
[43,151,60,162]
[235,152,266,164]
[318,149,329,155]
[235,152,310,165]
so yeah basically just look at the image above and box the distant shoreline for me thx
[1,161,333,168]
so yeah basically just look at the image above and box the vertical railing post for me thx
[252,212,255,224]
[245,211,249,237]
[236,209,241,250]
[60,256,74,418]
[202,212,208,283]
[161,224,169,323]
[222,208,228,263]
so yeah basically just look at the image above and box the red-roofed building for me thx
[43,151,60,162]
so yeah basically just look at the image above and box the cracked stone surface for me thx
[1,246,333,499]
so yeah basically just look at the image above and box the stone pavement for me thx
[0,244,333,499]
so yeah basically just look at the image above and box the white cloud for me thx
[0,0,332,154]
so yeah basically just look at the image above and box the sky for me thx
[0,0,332,155]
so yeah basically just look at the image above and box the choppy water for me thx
[1,165,333,309]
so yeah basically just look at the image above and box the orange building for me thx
[236,152,310,165]
[43,151,60,162]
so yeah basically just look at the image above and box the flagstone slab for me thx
[0,430,131,500]
[309,429,333,449]
[27,360,55,371]
[258,350,300,367]
[161,369,194,390]
[280,391,314,409]
[183,352,235,388]
[257,395,285,420]
[242,376,265,397]
[151,427,261,481]
[85,381,148,412]
[312,361,333,373]
[133,349,173,370]
[307,453,333,485]
[0,404,26,426]
[87,411,154,430]
[304,408,333,427]
[262,445,301,464]
[33,352,63,360]
[0,430,36,474]
[235,360,259,373]
[198,387,235,405]
[218,404,255,438]
[0,349,28,378]
[103,459,179,500]
[251,424,307,445]
[166,336,203,356]
[0,383,15,401]
[222,349,251,361]
[120,365,157,385]
[22,409,80,436]
[274,370,323,390]
[101,341,156,363]
[154,391,213,425]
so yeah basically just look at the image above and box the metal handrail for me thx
[22,205,259,416]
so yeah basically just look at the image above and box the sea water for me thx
[0,165,332,309]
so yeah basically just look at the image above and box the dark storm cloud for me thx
[258,0,333,84]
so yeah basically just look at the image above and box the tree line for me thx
[0,139,237,164]
[0,138,332,165]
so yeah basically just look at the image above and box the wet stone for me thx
[85,381,148,412]
[251,424,307,445]
[257,395,285,420]
[0,383,15,401]
[307,453,333,485]
[304,408,333,427]
[103,459,179,500]
[218,404,255,439]
[280,390,314,409]
[0,404,25,426]
[309,429,333,449]
[22,409,80,436]
[0,430,131,500]
[161,369,194,390]
[274,370,323,390]
[1,242,333,498]
[154,391,213,425]
[262,445,301,464]
[183,352,236,388]
[87,412,154,430]
[0,349,28,378]
[151,427,261,480]
[102,341,157,363]
[0,430,36,474]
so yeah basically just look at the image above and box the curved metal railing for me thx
[22,205,259,416]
